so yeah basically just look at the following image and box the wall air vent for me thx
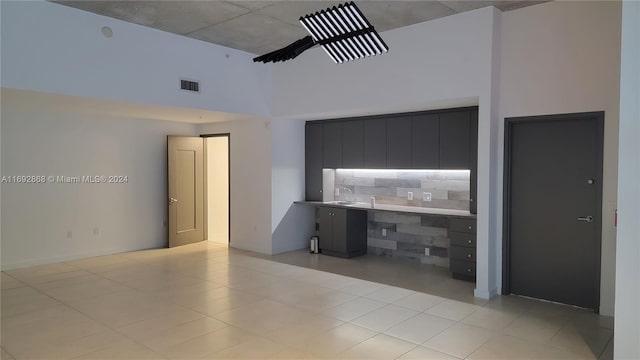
[180,79,200,93]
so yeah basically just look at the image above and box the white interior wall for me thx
[273,8,494,121]
[498,0,622,315]
[1,96,198,269]
[206,136,229,245]
[0,1,629,331]
[271,120,315,254]
[198,120,272,254]
[614,1,640,358]
[0,0,271,118]
[273,7,500,298]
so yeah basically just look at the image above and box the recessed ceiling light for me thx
[101,26,113,38]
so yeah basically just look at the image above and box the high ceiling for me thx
[52,1,548,55]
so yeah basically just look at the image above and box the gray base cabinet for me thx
[449,218,477,281]
[318,207,367,258]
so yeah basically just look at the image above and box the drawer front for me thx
[449,231,475,248]
[449,218,476,233]
[450,246,476,261]
[451,259,476,277]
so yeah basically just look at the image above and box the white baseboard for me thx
[474,286,500,299]
[1,245,160,270]
[2,247,131,270]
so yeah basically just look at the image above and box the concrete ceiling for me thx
[52,1,548,55]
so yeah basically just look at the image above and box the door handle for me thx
[577,216,593,223]
[169,197,178,204]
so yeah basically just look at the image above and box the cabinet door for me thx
[440,111,471,169]
[331,208,348,253]
[469,110,478,214]
[363,118,387,168]
[323,122,342,168]
[305,123,323,201]
[386,116,412,168]
[411,114,439,169]
[342,120,363,168]
[318,207,334,252]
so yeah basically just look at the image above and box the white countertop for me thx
[295,201,476,219]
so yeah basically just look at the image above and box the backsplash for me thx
[368,211,450,267]
[334,169,470,210]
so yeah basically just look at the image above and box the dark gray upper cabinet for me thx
[342,120,363,168]
[386,116,412,168]
[305,123,323,201]
[469,110,478,214]
[363,118,387,168]
[440,111,471,169]
[323,122,342,168]
[411,114,440,169]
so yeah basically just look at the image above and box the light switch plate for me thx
[425,248,430,256]
[408,192,413,200]
[335,188,339,196]
[423,192,432,202]
[382,228,387,237]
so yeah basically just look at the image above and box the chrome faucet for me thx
[338,186,354,202]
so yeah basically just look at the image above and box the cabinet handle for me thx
[467,240,472,244]
[468,225,472,230]
[467,254,472,258]
[467,268,472,272]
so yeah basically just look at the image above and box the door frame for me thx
[201,133,231,244]
[502,111,604,310]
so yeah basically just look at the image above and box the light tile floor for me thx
[1,242,614,359]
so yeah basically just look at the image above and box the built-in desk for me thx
[296,201,477,280]
[295,201,476,219]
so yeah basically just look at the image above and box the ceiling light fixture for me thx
[253,1,388,64]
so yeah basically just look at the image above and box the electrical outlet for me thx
[67,231,73,239]
[423,192,432,202]
[335,188,340,196]
[425,248,430,256]
[382,228,387,237]
[93,227,99,236]
[407,191,413,200]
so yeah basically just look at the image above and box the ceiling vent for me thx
[180,79,200,93]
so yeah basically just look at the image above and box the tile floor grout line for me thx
[2,243,614,360]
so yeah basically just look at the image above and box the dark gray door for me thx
[319,207,334,252]
[505,113,603,310]
[412,114,439,169]
[387,117,412,168]
[323,122,342,168]
[332,208,347,253]
[305,123,323,201]
[469,110,478,214]
[342,120,363,168]
[440,111,470,169]
[363,118,387,168]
